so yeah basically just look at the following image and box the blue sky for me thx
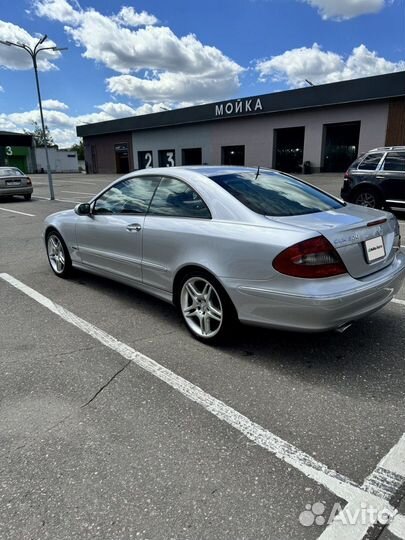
[0,0,404,146]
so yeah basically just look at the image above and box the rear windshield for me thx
[0,168,24,177]
[210,171,343,217]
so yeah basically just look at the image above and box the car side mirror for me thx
[74,203,91,216]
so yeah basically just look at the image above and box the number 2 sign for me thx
[138,151,153,169]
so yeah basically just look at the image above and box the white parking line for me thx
[63,180,100,185]
[61,190,95,196]
[1,272,405,540]
[0,207,35,217]
[317,435,405,539]
[389,513,405,539]
[393,299,405,307]
[33,196,80,204]
[0,273,372,502]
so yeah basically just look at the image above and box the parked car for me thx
[43,166,405,343]
[341,146,405,209]
[0,167,33,200]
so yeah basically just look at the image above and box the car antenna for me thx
[255,165,260,180]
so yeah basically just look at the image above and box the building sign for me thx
[114,143,128,156]
[215,98,263,117]
[138,150,153,169]
[158,149,175,167]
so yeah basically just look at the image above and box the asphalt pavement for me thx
[0,172,405,540]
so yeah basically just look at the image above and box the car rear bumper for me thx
[340,186,351,202]
[223,251,405,332]
[0,186,33,197]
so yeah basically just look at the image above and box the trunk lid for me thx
[268,204,397,279]
[0,175,29,189]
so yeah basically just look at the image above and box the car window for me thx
[94,177,160,215]
[382,152,405,172]
[357,153,384,171]
[0,168,24,177]
[148,177,211,219]
[210,171,343,217]
[349,156,363,169]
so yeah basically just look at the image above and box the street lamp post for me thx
[0,35,67,200]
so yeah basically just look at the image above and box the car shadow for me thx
[220,310,405,402]
[392,208,405,220]
[68,269,405,403]
[0,196,32,203]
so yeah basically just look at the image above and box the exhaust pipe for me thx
[336,322,353,334]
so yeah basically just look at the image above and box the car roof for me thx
[368,146,405,153]
[167,166,272,178]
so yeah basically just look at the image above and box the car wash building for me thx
[77,71,405,175]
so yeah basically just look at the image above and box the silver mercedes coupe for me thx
[44,166,405,343]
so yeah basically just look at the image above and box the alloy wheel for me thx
[47,234,66,274]
[180,277,223,339]
[355,191,377,208]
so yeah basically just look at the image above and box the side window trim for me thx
[147,175,212,219]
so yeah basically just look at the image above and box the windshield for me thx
[0,168,24,177]
[210,171,343,217]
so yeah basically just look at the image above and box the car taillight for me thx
[273,236,347,278]
[26,177,32,185]
[344,171,349,179]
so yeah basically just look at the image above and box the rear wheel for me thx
[46,230,72,278]
[24,194,32,201]
[178,271,237,344]
[353,189,382,209]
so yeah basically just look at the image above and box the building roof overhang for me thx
[76,71,405,138]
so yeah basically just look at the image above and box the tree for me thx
[70,139,84,160]
[25,122,55,148]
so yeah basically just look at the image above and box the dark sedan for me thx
[0,167,33,200]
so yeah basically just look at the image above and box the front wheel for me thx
[354,190,382,209]
[46,230,72,278]
[178,272,237,344]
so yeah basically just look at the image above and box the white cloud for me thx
[256,43,405,87]
[32,0,243,102]
[96,102,137,117]
[302,0,388,20]
[0,20,61,71]
[42,99,69,110]
[113,6,158,27]
[31,0,82,25]
[0,100,174,147]
[0,85,4,93]
[106,70,240,103]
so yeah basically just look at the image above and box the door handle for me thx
[126,223,142,232]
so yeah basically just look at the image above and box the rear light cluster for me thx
[273,236,347,279]
[26,177,32,185]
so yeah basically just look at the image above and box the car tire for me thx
[353,189,382,209]
[177,270,238,344]
[24,194,32,201]
[46,230,72,278]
